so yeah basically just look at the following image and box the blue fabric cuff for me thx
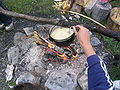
[87,54,100,66]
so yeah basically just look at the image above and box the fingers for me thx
[76,25,82,28]
[71,25,90,36]
[71,25,81,35]
[76,25,89,31]
[71,26,78,35]
[75,26,80,32]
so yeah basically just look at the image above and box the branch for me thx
[0,7,59,25]
[0,7,120,41]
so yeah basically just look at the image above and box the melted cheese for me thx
[50,27,74,40]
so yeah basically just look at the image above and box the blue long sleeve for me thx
[87,54,115,90]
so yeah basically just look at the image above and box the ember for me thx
[48,45,77,61]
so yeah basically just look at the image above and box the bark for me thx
[0,7,120,41]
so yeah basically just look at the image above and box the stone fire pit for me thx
[6,24,113,90]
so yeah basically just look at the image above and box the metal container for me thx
[49,26,75,46]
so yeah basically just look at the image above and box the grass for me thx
[109,62,120,80]
[102,37,120,55]
[110,0,120,7]
[102,36,120,80]
[3,0,38,13]
[3,0,60,16]
[0,29,5,33]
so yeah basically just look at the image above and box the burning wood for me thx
[34,31,48,46]
[34,31,77,61]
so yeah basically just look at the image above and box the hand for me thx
[72,25,96,57]
[72,25,91,46]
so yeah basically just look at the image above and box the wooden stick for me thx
[0,7,120,41]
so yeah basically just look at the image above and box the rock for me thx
[16,72,40,85]
[45,70,78,90]
[14,32,26,45]
[61,15,68,21]
[0,43,4,54]
[70,3,83,13]
[36,24,43,31]
[14,32,35,56]
[110,7,120,26]
[23,27,34,36]
[69,16,73,20]
[96,49,109,59]
[91,3,112,21]
[43,24,53,30]
[107,7,120,32]
[5,64,14,82]
[36,24,51,37]
[13,32,46,76]
[91,37,101,46]
[78,74,88,90]
[7,46,19,65]
[74,14,80,19]
[22,43,46,77]
[84,0,99,15]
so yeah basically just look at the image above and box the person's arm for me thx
[87,54,115,90]
[73,25,115,90]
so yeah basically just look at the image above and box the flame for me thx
[59,52,68,61]
[48,43,77,61]
[48,43,54,48]
[72,54,77,58]
[48,48,68,61]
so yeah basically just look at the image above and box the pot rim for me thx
[49,26,75,42]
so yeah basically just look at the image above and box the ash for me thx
[6,24,114,90]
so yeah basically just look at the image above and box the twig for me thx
[64,10,106,28]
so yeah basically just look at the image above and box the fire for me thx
[72,54,77,58]
[48,43,77,61]
[48,48,68,61]
[33,31,77,61]
[58,52,68,61]
[48,43,53,48]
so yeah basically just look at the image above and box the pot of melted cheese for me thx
[50,27,74,41]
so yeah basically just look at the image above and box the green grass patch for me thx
[103,36,120,55]
[0,29,5,33]
[3,0,38,13]
[34,0,56,14]
[103,36,120,80]
[3,0,60,16]
[109,62,120,80]
[110,0,120,7]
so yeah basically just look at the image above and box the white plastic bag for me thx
[113,80,120,90]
